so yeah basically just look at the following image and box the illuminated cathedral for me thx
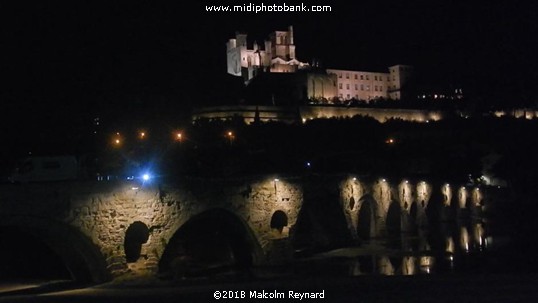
[226,25,414,101]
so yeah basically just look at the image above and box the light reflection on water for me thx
[293,219,490,277]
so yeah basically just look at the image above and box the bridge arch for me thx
[386,200,402,237]
[270,210,288,233]
[158,208,263,278]
[0,215,110,283]
[408,201,419,233]
[357,195,377,240]
[124,221,150,263]
[458,187,468,209]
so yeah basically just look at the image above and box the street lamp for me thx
[113,134,121,146]
[112,132,123,147]
[226,131,234,145]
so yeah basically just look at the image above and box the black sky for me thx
[2,1,537,152]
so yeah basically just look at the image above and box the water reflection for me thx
[296,219,491,277]
[345,254,437,276]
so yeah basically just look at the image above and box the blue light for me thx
[142,173,150,181]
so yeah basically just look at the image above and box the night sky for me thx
[2,2,537,155]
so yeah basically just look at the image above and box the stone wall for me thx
[0,175,490,282]
[337,176,483,241]
[191,105,445,124]
[64,176,304,277]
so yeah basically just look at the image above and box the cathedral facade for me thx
[226,26,414,102]
[226,26,310,84]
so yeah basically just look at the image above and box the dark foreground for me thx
[1,273,538,303]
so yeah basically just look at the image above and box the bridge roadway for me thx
[0,174,489,283]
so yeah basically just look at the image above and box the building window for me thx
[366,75,369,80]
[374,86,378,91]
[354,74,358,80]
[346,94,350,99]
[339,73,342,78]
[339,83,342,89]
[355,94,358,99]
[355,84,358,90]
[366,85,370,91]
[374,76,378,81]
[380,86,383,91]
[360,75,364,80]
[361,84,364,90]
[345,73,349,79]
[339,93,343,98]
[346,84,350,90]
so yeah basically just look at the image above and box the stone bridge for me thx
[0,174,490,283]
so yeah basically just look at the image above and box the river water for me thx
[288,217,503,277]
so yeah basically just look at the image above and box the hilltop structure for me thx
[193,26,470,124]
[226,26,310,84]
[327,65,414,101]
[226,26,415,102]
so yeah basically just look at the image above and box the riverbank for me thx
[2,272,538,303]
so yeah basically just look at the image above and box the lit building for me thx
[227,26,414,101]
[326,65,415,101]
[193,26,466,123]
[226,25,310,84]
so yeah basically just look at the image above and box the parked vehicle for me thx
[8,156,79,183]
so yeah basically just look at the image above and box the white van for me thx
[9,156,79,183]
